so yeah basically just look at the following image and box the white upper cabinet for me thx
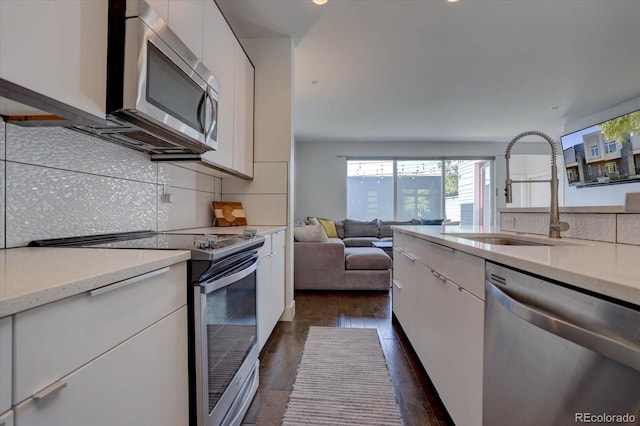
[146,0,169,23]
[167,0,203,58]
[233,43,255,177]
[201,0,235,170]
[0,0,108,118]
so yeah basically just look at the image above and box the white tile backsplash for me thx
[158,186,215,231]
[6,163,157,247]
[222,194,287,226]
[158,163,215,192]
[222,161,287,194]
[563,213,616,242]
[5,125,156,183]
[0,161,5,248]
[617,214,640,245]
[0,121,5,160]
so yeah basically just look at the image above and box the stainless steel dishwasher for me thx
[484,262,640,426]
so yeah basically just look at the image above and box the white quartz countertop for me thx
[0,247,190,317]
[0,225,286,318]
[391,225,640,306]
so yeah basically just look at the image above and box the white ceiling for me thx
[217,0,640,144]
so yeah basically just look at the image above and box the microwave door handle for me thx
[205,87,217,140]
[196,92,206,133]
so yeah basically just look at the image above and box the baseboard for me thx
[279,300,296,321]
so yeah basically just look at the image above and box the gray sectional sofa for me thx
[293,218,419,291]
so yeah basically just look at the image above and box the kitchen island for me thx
[390,224,640,426]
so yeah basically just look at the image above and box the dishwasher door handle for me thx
[486,281,640,373]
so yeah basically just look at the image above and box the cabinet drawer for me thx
[0,410,14,426]
[0,317,11,414]
[13,262,187,404]
[406,237,485,300]
[14,307,188,426]
[393,231,404,250]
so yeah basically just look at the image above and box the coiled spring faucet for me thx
[505,130,569,238]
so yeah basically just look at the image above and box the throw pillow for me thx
[420,218,444,225]
[334,220,345,239]
[307,216,320,225]
[318,219,338,238]
[344,219,379,238]
[294,224,329,242]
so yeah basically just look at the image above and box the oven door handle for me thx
[201,258,259,294]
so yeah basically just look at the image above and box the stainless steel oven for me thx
[191,249,261,426]
[29,231,265,426]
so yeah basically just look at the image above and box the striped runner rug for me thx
[281,326,404,425]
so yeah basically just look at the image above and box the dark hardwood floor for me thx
[242,290,454,426]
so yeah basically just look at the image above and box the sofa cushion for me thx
[344,247,392,270]
[420,218,444,225]
[294,224,329,242]
[344,219,379,238]
[334,220,345,239]
[378,219,414,238]
[343,237,380,247]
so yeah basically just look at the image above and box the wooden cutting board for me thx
[212,201,248,226]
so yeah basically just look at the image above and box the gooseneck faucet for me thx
[505,130,569,238]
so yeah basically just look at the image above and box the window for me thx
[590,144,600,157]
[604,162,618,175]
[347,158,492,225]
[604,141,617,154]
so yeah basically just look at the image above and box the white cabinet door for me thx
[0,0,107,118]
[167,0,203,58]
[391,247,418,342]
[233,43,254,177]
[0,410,13,426]
[14,306,189,426]
[417,268,484,426]
[257,231,286,351]
[0,317,10,415]
[201,0,235,169]
[13,264,186,404]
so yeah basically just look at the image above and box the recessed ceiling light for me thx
[447,0,459,3]
[313,0,329,5]
[551,106,561,110]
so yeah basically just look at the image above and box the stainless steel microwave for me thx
[76,0,218,156]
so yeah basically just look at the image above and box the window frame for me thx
[346,157,494,222]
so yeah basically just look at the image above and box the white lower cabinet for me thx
[0,317,11,415]
[14,306,188,426]
[10,262,189,426]
[392,232,484,426]
[0,410,14,426]
[416,270,484,426]
[257,230,286,351]
[391,247,419,342]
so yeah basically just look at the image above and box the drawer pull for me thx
[403,253,416,262]
[392,279,403,290]
[90,267,170,297]
[431,270,446,282]
[34,380,67,403]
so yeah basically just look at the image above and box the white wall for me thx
[562,95,640,207]
[295,139,553,221]
[232,37,296,322]
[0,122,222,248]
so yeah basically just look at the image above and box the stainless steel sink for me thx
[458,236,551,246]
[441,233,582,246]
